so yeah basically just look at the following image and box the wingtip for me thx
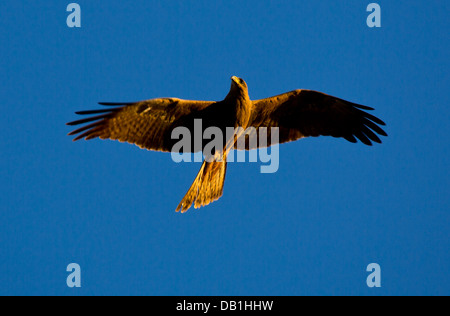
[73,134,87,141]
[377,128,388,137]
[354,104,375,111]
[373,139,382,144]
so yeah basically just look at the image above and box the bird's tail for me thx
[176,155,228,213]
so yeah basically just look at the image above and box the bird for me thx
[67,76,387,213]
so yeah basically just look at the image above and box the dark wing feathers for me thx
[248,89,387,148]
[68,90,386,152]
[75,108,122,115]
[67,98,214,152]
[67,113,116,127]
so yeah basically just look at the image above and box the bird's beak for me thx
[231,76,239,83]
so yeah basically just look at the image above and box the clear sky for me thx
[0,1,448,296]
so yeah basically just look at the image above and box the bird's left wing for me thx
[67,98,215,152]
[241,90,387,149]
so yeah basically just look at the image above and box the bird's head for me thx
[230,76,248,93]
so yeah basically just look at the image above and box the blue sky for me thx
[0,1,448,295]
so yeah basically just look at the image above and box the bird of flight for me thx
[67,76,387,213]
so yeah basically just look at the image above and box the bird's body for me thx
[68,76,387,212]
[226,76,253,129]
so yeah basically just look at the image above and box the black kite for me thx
[67,77,387,212]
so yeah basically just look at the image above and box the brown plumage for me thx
[67,76,387,212]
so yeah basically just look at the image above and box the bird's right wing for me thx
[67,98,215,152]
[238,90,387,149]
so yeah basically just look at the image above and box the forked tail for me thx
[175,156,228,213]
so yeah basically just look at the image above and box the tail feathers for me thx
[176,159,227,213]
